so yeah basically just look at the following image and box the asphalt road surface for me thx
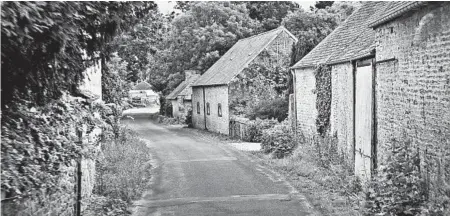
[123,109,318,216]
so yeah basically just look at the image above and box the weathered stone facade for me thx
[293,67,317,137]
[374,2,450,194]
[192,85,229,134]
[330,63,354,160]
[192,28,296,135]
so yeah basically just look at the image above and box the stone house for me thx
[191,26,297,134]
[129,81,159,104]
[291,1,450,185]
[166,70,200,119]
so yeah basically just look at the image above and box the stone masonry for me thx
[374,2,450,198]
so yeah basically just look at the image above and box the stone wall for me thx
[192,86,205,130]
[374,2,450,197]
[204,85,229,134]
[293,67,317,137]
[171,97,189,120]
[192,85,229,134]
[330,63,354,160]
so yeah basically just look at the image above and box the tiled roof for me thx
[368,1,426,28]
[193,26,297,86]
[292,1,387,68]
[166,74,200,100]
[133,81,153,90]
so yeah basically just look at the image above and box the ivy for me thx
[1,96,107,200]
[314,64,332,136]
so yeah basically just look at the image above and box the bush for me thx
[260,122,296,158]
[243,118,278,142]
[364,137,428,215]
[185,109,193,128]
[95,128,152,203]
[246,97,289,122]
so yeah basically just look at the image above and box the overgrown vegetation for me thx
[260,122,296,158]
[364,135,450,215]
[1,96,104,214]
[314,64,332,136]
[243,118,279,142]
[91,128,152,210]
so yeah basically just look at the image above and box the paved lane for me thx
[124,112,318,216]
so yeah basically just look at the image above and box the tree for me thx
[282,8,339,65]
[237,1,299,31]
[1,2,156,109]
[112,12,169,83]
[313,1,334,10]
[147,1,261,94]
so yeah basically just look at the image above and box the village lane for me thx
[123,110,318,216]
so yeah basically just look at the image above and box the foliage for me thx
[314,64,332,136]
[1,1,156,108]
[185,109,193,127]
[237,1,300,31]
[94,128,152,203]
[260,121,296,158]
[283,7,338,65]
[1,95,104,201]
[243,118,279,142]
[147,1,261,93]
[83,195,131,216]
[314,1,335,10]
[112,11,169,83]
[246,97,289,122]
[364,137,428,215]
[230,62,290,120]
[102,53,131,104]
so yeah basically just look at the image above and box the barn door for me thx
[354,59,374,182]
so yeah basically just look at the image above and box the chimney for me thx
[185,70,199,81]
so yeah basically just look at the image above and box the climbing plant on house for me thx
[314,64,332,136]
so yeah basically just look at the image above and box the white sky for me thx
[156,1,316,15]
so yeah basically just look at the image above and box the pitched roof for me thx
[133,81,153,90]
[292,2,387,68]
[166,74,200,100]
[368,1,426,28]
[193,26,297,86]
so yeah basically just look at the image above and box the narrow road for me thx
[124,110,317,216]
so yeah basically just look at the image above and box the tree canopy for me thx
[1,1,156,108]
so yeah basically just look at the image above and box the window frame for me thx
[218,103,222,117]
[196,102,200,114]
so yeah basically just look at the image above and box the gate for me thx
[354,59,375,182]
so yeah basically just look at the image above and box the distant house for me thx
[166,70,200,119]
[291,1,450,183]
[191,26,297,134]
[129,81,159,104]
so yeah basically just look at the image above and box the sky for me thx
[156,1,316,15]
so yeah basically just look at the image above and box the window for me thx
[218,103,222,117]
[206,102,210,115]
[196,102,200,114]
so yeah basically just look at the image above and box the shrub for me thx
[260,122,296,158]
[364,137,428,215]
[185,109,193,128]
[246,97,289,122]
[95,128,152,203]
[243,118,278,142]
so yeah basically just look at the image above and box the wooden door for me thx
[354,60,374,182]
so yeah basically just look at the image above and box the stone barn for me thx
[369,1,450,196]
[291,1,450,185]
[192,26,297,134]
[166,70,200,120]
